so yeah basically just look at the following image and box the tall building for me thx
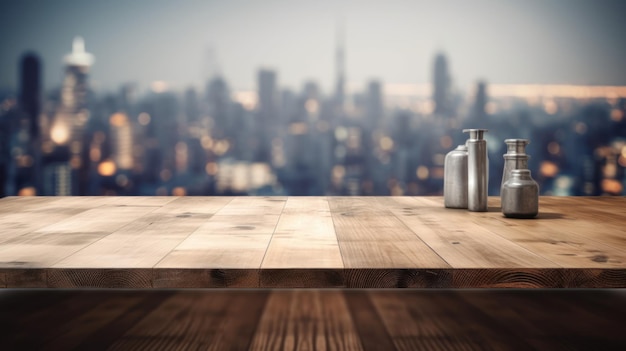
[366,80,383,128]
[206,76,231,136]
[472,80,488,122]
[19,52,42,193]
[432,52,451,117]
[109,113,133,171]
[256,69,278,162]
[45,37,94,195]
[334,21,346,114]
[62,36,94,144]
[19,53,41,141]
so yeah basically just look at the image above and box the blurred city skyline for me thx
[1,0,625,198]
[2,0,626,94]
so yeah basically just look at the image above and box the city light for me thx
[97,160,116,177]
[50,122,70,144]
[416,166,429,180]
[379,136,394,151]
[540,161,559,178]
[138,112,151,126]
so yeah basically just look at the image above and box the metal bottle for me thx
[463,129,489,212]
[444,144,468,208]
[501,169,539,218]
[501,139,530,193]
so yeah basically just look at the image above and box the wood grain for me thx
[48,268,153,288]
[263,197,343,269]
[52,197,231,268]
[152,268,259,288]
[156,234,272,268]
[386,197,560,268]
[107,291,233,350]
[0,196,625,288]
[3,290,626,350]
[250,290,364,351]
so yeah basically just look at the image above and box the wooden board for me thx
[0,196,625,288]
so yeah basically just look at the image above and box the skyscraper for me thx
[433,52,451,117]
[366,80,383,128]
[473,80,488,122]
[61,36,94,145]
[19,53,41,141]
[45,37,94,195]
[257,69,278,162]
[19,52,42,193]
[206,76,231,136]
[334,20,346,115]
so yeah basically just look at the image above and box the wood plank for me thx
[108,291,232,350]
[192,214,280,234]
[38,292,147,351]
[0,198,97,245]
[467,210,626,269]
[5,291,111,350]
[0,204,158,268]
[53,197,233,268]
[156,234,271,268]
[339,241,449,268]
[385,197,560,268]
[248,291,292,351]
[262,238,343,268]
[263,197,343,269]
[371,291,531,350]
[215,196,286,215]
[72,291,174,351]
[330,197,422,242]
[343,291,396,351]
[273,197,335,240]
[249,290,364,351]
[206,291,270,351]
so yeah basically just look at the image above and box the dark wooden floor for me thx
[1,290,625,350]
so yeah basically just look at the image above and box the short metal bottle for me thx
[501,139,530,193]
[463,129,489,212]
[501,169,539,218]
[444,144,468,208]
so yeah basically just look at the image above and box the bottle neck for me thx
[510,169,532,180]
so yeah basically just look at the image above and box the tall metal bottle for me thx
[444,144,468,208]
[463,129,489,212]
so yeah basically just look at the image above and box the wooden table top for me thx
[0,196,624,288]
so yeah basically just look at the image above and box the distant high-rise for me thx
[63,37,93,106]
[473,80,488,121]
[206,76,231,136]
[432,53,451,117]
[334,20,346,113]
[183,87,200,123]
[19,52,41,140]
[366,80,383,128]
[61,36,94,145]
[19,52,42,193]
[46,37,94,195]
[257,69,278,162]
[258,69,278,123]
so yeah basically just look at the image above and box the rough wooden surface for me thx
[0,196,625,288]
[2,290,626,350]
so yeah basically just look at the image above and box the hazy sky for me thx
[1,0,625,93]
